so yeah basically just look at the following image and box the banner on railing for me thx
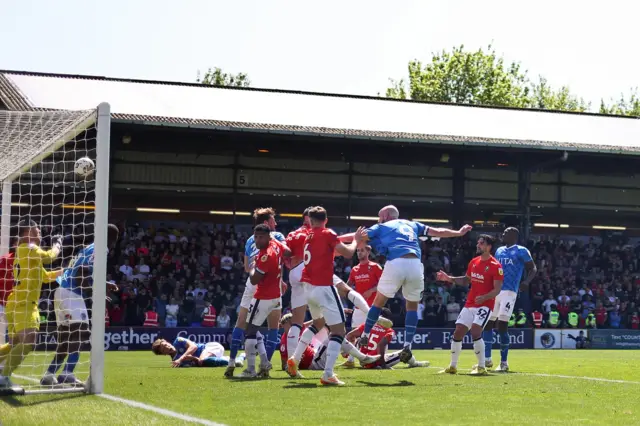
[589,329,640,349]
[35,326,533,351]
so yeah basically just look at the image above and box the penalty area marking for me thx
[426,367,640,385]
[12,374,225,426]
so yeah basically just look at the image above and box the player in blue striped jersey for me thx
[41,224,120,387]
[483,227,537,372]
[358,205,472,364]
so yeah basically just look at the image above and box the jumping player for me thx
[228,208,284,375]
[0,219,63,390]
[225,224,290,378]
[152,337,244,368]
[346,308,427,369]
[358,205,472,364]
[342,245,382,368]
[437,235,503,376]
[285,208,371,359]
[279,314,379,372]
[484,227,536,372]
[41,224,120,386]
[287,206,365,386]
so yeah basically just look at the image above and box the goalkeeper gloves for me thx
[51,234,63,248]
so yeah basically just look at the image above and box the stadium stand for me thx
[99,221,640,331]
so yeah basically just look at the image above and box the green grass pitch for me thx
[2,350,640,425]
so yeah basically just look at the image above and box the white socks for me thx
[293,327,316,363]
[450,340,462,367]
[324,336,344,377]
[245,338,257,372]
[473,338,485,367]
[341,340,366,362]
[286,325,301,359]
[256,331,267,363]
[347,290,369,313]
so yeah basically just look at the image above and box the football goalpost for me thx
[0,103,111,395]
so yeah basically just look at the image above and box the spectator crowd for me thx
[101,221,640,331]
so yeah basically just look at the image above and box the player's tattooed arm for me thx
[427,224,472,238]
[436,270,470,287]
[521,261,538,288]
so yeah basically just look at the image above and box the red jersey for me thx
[348,261,382,306]
[279,327,313,369]
[357,323,395,368]
[0,253,15,306]
[301,227,338,286]
[286,225,310,260]
[254,240,284,300]
[465,255,503,310]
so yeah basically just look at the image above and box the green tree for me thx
[388,45,531,108]
[530,77,590,112]
[599,89,640,116]
[387,45,589,112]
[197,67,251,87]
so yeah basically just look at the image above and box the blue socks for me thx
[483,330,493,359]
[230,327,245,360]
[499,331,510,362]
[363,306,382,334]
[404,311,418,348]
[47,358,62,375]
[201,356,229,367]
[63,352,80,374]
[265,329,279,361]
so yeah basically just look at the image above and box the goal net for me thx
[0,104,111,395]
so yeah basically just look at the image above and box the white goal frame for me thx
[0,102,111,395]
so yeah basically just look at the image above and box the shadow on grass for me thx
[1,393,85,407]
[283,380,416,389]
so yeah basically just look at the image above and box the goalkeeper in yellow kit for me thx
[0,219,63,390]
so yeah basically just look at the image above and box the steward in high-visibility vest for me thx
[508,314,516,327]
[516,310,527,327]
[548,305,560,328]
[532,311,543,328]
[201,303,217,327]
[585,312,597,329]
[144,308,159,327]
[567,311,579,328]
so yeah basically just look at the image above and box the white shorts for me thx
[456,307,492,330]
[332,275,344,286]
[310,343,328,371]
[201,342,225,359]
[289,263,307,309]
[377,257,424,302]
[240,277,257,310]
[489,290,517,321]
[0,305,7,345]
[352,308,367,329]
[54,287,89,326]
[246,297,282,326]
[307,285,345,326]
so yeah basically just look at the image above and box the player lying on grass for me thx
[279,313,380,375]
[437,234,503,376]
[345,308,428,369]
[225,224,291,379]
[152,337,245,368]
[41,224,120,387]
[0,219,63,391]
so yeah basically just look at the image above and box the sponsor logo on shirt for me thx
[471,272,485,281]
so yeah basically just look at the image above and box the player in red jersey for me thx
[284,207,312,357]
[342,245,382,367]
[287,206,365,386]
[346,308,428,369]
[225,224,290,379]
[0,251,15,368]
[280,313,379,372]
[437,234,503,376]
[285,208,372,359]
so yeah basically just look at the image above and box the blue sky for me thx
[1,0,637,109]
